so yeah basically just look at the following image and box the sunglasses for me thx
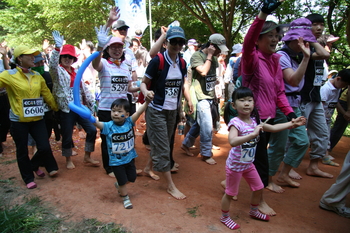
[117,27,128,31]
[61,55,75,60]
[168,39,186,47]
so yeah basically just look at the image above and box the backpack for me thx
[138,53,186,103]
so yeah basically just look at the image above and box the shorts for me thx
[111,159,137,186]
[225,164,264,197]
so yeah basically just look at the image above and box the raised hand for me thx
[108,6,120,23]
[298,37,310,59]
[95,25,112,48]
[261,0,283,14]
[52,31,64,48]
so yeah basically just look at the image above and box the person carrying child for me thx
[93,98,149,209]
[220,87,306,230]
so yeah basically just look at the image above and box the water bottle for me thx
[177,122,184,135]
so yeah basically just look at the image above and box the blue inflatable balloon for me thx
[68,51,100,123]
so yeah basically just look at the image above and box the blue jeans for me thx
[59,110,96,157]
[182,99,213,158]
[10,120,58,184]
[268,108,309,176]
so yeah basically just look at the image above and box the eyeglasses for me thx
[117,27,128,31]
[168,39,186,47]
[61,55,75,60]
[109,45,123,50]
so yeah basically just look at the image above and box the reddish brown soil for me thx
[0,118,349,233]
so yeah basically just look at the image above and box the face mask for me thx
[32,66,45,75]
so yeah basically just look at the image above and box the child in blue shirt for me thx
[94,98,149,209]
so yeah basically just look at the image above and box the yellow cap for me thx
[14,45,40,59]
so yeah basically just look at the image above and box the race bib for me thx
[111,129,135,157]
[313,60,324,87]
[110,76,128,94]
[205,74,216,91]
[165,79,181,98]
[23,98,44,117]
[240,138,258,163]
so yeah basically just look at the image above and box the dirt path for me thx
[0,119,349,233]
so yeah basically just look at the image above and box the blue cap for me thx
[34,54,44,63]
[166,26,186,40]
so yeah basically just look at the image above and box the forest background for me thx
[0,0,349,71]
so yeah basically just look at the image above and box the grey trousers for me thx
[321,150,350,207]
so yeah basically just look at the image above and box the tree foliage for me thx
[0,0,349,69]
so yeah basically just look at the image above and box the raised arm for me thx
[92,25,112,72]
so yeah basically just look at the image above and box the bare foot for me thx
[144,168,160,181]
[108,172,115,178]
[167,187,186,200]
[174,163,179,168]
[72,150,78,156]
[276,174,300,188]
[181,144,194,156]
[258,200,276,216]
[289,169,302,180]
[171,166,179,172]
[136,169,143,175]
[49,170,58,177]
[212,144,221,150]
[202,156,217,165]
[83,158,100,167]
[306,167,333,178]
[266,182,285,193]
[67,160,75,169]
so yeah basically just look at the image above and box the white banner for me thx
[115,0,148,37]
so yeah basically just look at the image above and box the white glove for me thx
[95,25,112,48]
[52,30,64,48]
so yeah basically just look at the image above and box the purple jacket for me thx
[241,16,293,119]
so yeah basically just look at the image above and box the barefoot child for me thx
[220,87,306,230]
[94,98,149,209]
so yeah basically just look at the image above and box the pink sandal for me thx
[35,169,45,177]
[26,182,37,189]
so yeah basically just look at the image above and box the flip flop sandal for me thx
[35,169,45,177]
[322,158,339,167]
[26,182,37,189]
[122,195,133,209]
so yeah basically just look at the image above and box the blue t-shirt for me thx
[101,117,137,166]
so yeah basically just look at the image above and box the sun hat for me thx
[112,20,129,30]
[208,33,229,53]
[281,18,317,43]
[34,54,44,63]
[103,37,124,51]
[187,39,198,46]
[166,26,186,40]
[327,35,339,43]
[13,45,40,59]
[231,44,243,54]
[60,44,78,63]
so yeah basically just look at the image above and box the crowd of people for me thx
[0,0,349,230]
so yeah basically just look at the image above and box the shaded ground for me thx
[0,117,349,233]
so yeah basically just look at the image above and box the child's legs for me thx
[242,164,264,205]
[224,166,242,198]
[112,160,137,196]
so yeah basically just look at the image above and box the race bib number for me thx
[23,98,44,117]
[205,75,216,91]
[111,129,135,158]
[313,61,324,86]
[110,76,128,94]
[165,79,181,98]
[240,138,258,163]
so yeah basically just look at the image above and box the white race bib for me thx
[23,98,44,117]
[110,76,128,94]
[111,129,135,155]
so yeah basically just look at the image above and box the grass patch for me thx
[0,191,129,233]
[0,159,17,165]
[186,205,202,218]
